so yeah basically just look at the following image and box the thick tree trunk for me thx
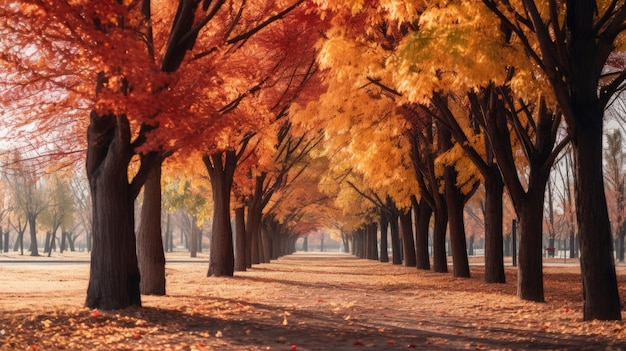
[4,231,8,252]
[247,198,263,266]
[445,166,470,278]
[379,214,389,263]
[189,216,198,258]
[388,210,402,265]
[60,231,67,253]
[205,151,236,277]
[234,206,247,271]
[27,214,38,256]
[137,162,166,295]
[367,222,378,260]
[85,112,141,310]
[47,230,58,257]
[413,196,431,270]
[574,126,622,320]
[516,197,545,302]
[399,210,416,267]
[483,174,506,283]
[432,196,448,273]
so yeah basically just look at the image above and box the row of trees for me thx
[1,0,625,322]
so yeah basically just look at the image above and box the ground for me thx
[1,251,626,350]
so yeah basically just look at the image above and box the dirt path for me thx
[1,252,626,350]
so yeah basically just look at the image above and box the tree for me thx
[482,0,625,320]
[40,175,75,257]
[3,155,47,257]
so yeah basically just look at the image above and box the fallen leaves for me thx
[2,255,626,350]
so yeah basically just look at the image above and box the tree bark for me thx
[483,173,506,283]
[379,213,389,263]
[189,216,198,258]
[27,214,38,256]
[234,206,247,271]
[574,123,622,320]
[137,162,166,295]
[516,199,545,302]
[399,210,416,267]
[432,194,448,273]
[204,151,236,277]
[85,111,141,310]
[445,165,470,278]
[413,196,431,270]
[388,208,402,265]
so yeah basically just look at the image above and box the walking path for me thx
[1,252,625,350]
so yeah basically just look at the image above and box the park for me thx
[2,0,626,349]
[1,251,626,350]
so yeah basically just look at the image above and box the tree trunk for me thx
[413,196,431,270]
[399,210,416,267]
[367,222,378,260]
[483,174,506,283]
[189,216,198,258]
[47,230,58,257]
[574,125,622,320]
[303,235,308,252]
[4,231,8,252]
[85,111,141,310]
[432,195,448,273]
[445,166,470,278]
[137,162,166,295]
[205,151,236,277]
[27,214,38,256]
[234,206,247,271]
[379,213,389,262]
[44,232,51,253]
[247,198,263,266]
[388,210,402,265]
[516,197,545,302]
[60,231,67,253]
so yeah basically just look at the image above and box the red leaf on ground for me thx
[353,340,363,346]
[291,345,297,351]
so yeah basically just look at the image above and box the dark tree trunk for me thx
[85,111,141,310]
[368,222,378,260]
[189,216,198,258]
[44,232,51,253]
[303,235,308,252]
[432,194,448,273]
[574,121,621,320]
[60,231,67,253]
[3,231,8,252]
[27,214,38,256]
[484,174,506,283]
[47,230,58,257]
[516,198,545,302]
[388,209,402,265]
[413,196,431,270]
[399,210,416,267]
[379,213,389,262]
[247,198,263,266]
[445,166,470,278]
[204,151,236,277]
[137,162,166,295]
[234,206,247,271]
